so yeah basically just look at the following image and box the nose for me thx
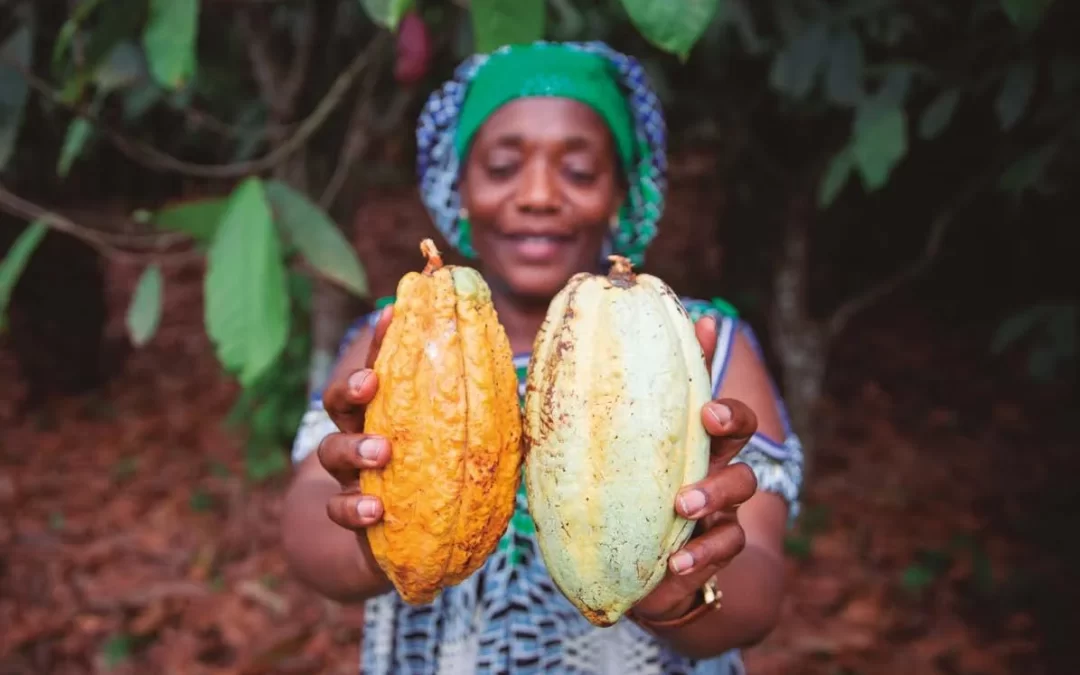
[515,158,560,215]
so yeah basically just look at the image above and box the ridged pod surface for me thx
[362,239,523,605]
[523,255,713,627]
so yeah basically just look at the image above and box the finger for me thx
[317,432,390,486]
[702,397,758,466]
[365,305,394,370]
[675,463,758,520]
[650,562,724,610]
[668,521,747,576]
[694,315,718,374]
[327,491,384,530]
[324,307,393,434]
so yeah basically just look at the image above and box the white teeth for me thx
[514,235,565,244]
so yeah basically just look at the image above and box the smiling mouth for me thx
[500,233,576,244]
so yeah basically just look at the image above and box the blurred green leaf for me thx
[151,197,228,243]
[94,41,147,92]
[918,88,960,140]
[724,0,770,55]
[264,180,370,298]
[620,0,720,60]
[57,106,97,177]
[0,19,34,171]
[818,150,852,208]
[998,143,1058,196]
[995,61,1036,130]
[60,0,145,104]
[1000,0,1054,32]
[122,82,163,121]
[358,0,415,31]
[126,264,163,347]
[52,0,105,68]
[783,534,813,560]
[1050,55,1080,95]
[991,305,1049,354]
[768,21,829,99]
[142,0,199,89]
[852,103,907,190]
[101,632,132,669]
[189,489,214,512]
[470,0,546,53]
[0,219,48,330]
[824,27,864,107]
[877,65,914,108]
[901,563,935,591]
[205,178,290,387]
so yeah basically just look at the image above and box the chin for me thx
[501,267,579,303]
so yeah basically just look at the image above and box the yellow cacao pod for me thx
[523,255,713,627]
[361,238,523,605]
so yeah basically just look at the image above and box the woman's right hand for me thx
[317,306,394,535]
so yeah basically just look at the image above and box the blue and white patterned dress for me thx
[291,297,804,675]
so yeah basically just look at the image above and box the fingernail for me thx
[358,437,383,461]
[708,403,732,425]
[357,497,378,518]
[670,550,695,574]
[678,489,707,516]
[348,370,372,394]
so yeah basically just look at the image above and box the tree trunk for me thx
[769,192,829,480]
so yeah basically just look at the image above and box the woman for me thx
[282,41,804,674]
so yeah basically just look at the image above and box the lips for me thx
[495,231,577,263]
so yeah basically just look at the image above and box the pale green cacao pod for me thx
[523,255,713,627]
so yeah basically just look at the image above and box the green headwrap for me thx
[454,43,637,172]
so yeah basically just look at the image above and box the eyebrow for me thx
[490,133,598,151]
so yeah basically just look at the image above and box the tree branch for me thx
[826,165,989,337]
[2,32,388,179]
[0,183,200,265]
[280,2,316,114]
[317,61,418,209]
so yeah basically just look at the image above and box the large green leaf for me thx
[263,180,369,298]
[0,20,33,171]
[126,264,163,346]
[150,197,228,243]
[918,88,960,140]
[0,220,48,330]
[619,0,719,60]
[205,178,290,387]
[995,61,1035,131]
[358,0,415,31]
[142,0,199,90]
[470,0,546,54]
[852,103,907,190]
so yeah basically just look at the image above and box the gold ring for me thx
[702,575,722,609]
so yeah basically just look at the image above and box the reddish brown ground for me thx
[1,190,1075,675]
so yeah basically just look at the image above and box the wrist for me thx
[630,595,698,624]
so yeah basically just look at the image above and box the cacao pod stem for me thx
[420,238,444,275]
[607,254,636,287]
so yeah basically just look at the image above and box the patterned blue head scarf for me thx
[415,40,668,267]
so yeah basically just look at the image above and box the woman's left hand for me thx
[629,317,760,624]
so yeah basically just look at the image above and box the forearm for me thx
[644,544,786,659]
[281,474,392,604]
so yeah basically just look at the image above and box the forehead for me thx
[472,97,613,148]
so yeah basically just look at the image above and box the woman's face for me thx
[460,97,625,302]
